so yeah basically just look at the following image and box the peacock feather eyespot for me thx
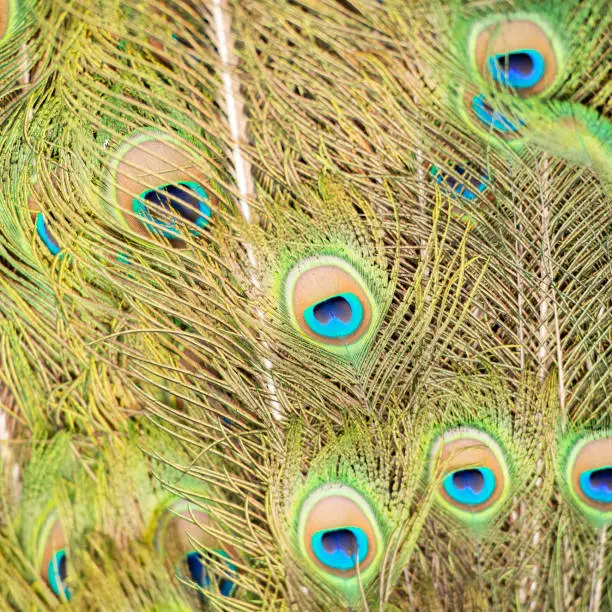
[47,549,71,601]
[559,433,612,526]
[429,427,511,526]
[105,131,217,249]
[284,255,378,354]
[469,15,561,98]
[184,549,237,597]
[156,502,238,596]
[297,484,383,581]
[35,213,61,256]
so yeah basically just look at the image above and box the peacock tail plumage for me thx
[0,0,609,610]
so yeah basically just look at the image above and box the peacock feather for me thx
[0,0,609,609]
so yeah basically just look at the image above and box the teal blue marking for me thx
[48,550,71,600]
[35,213,61,256]
[472,95,523,133]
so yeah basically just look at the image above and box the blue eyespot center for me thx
[314,296,352,324]
[488,50,545,89]
[471,95,523,133]
[185,549,236,597]
[304,293,364,339]
[48,549,71,600]
[443,467,496,506]
[454,469,485,492]
[322,529,356,555]
[579,467,612,503]
[36,213,61,256]
[311,526,368,571]
[132,181,211,240]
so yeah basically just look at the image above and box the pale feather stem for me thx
[0,398,13,487]
[535,158,566,428]
[341,339,372,415]
[510,162,526,371]
[211,0,281,420]
[476,538,483,595]
[381,528,404,603]
[211,0,252,223]
[536,155,552,382]
[563,534,573,609]
[517,270,525,370]
[403,568,415,610]
[518,499,528,605]
[1,46,31,491]
[550,286,566,427]
[18,43,30,86]
[411,93,429,276]
[588,527,607,612]
[353,540,369,612]
[0,381,10,462]
[517,456,544,607]
[510,160,531,600]
[522,155,557,606]
[508,163,529,594]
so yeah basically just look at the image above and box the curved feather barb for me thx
[0,0,609,609]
